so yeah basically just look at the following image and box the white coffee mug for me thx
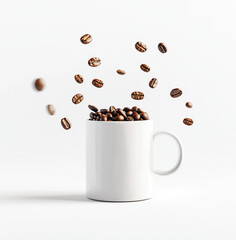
[86,120,182,202]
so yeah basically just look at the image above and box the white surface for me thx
[0,0,236,239]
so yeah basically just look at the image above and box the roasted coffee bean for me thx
[100,115,108,121]
[90,112,97,119]
[137,108,144,113]
[100,109,108,114]
[132,106,138,111]
[88,57,101,67]
[92,79,103,88]
[132,112,141,120]
[126,111,133,116]
[127,116,134,121]
[149,78,158,88]
[123,107,131,112]
[117,108,127,118]
[80,34,92,44]
[109,106,116,112]
[158,43,167,53]
[113,115,125,121]
[34,78,44,91]
[88,105,98,112]
[74,74,84,84]
[140,64,150,72]
[140,112,149,120]
[112,111,118,117]
[72,94,84,104]
[170,88,182,98]
[183,118,193,126]
[61,117,71,130]
[96,112,102,117]
[47,104,55,115]
[106,112,113,119]
[117,69,126,75]
[186,102,193,108]
[131,91,144,100]
[135,41,147,52]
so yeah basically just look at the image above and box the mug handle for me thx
[153,131,183,176]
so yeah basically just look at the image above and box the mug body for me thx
[86,120,153,202]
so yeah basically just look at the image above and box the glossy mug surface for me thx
[86,120,182,202]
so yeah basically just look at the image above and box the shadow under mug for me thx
[86,120,182,202]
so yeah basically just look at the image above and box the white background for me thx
[0,0,236,239]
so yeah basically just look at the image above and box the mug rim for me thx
[86,119,153,124]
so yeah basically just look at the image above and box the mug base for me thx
[87,196,152,203]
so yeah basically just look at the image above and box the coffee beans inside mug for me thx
[88,105,149,121]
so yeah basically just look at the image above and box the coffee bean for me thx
[135,42,147,52]
[158,43,167,53]
[186,102,193,108]
[140,64,150,72]
[88,57,101,67]
[117,69,126,75]
[109,106,116,112]
[90,112,97,119]
[106,113,113,119]
[131,91,144,100]
[92,79,103,88]
[34,78,44,91]
[72,93,84,104]
[183,118,193,126]
[132,112,141,120]
[117,108,127,118]
[61,117,71,130]
[123,107,131,112]
[149,78,158,88]
[126,111,133,116]
[127,116,134,121]
[140,112,149,120]
[96,112,102,117]
[101,115,108,121]
[170,88,182,98]
[100,109,108,114]
[80,34,92,44]
[88,105,98,112]
[137,108,144,113]
[106,112,113,119]
[132,106,138,111]
[47,104,55,115]
[74,74,84,84]
[113,115,125,121]
[112,111,118,117]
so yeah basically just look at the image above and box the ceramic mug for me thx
[86,120,182,202]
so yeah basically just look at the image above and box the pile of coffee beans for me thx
[88,105,149,121]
